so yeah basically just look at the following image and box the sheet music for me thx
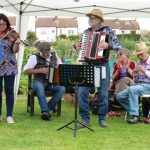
[101,66,106,79]
[94,66,106,87]
[94,67,100,87]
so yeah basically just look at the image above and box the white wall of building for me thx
[36,27,78,42]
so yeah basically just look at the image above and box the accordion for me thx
[78,32,110,62]
[47,67,59,84]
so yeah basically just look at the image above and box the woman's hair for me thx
[0,13,11,30]
[118,48,130,58]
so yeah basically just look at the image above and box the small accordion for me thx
[78,32,110,62]
[47,67,59,84]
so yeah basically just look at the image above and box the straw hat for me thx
[133,41,148,55]
[86,9,104,22]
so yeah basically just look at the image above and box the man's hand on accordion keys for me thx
[38,67,49,74]
[98,42,108,50]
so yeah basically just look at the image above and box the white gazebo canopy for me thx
[1,0,150,18]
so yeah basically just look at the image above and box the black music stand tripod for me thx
[57,64,94,138]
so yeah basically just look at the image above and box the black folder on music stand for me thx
[57,64,94,138]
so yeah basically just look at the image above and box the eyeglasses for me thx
[0,23,7,27]
[88,15,97,20]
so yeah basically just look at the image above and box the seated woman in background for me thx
[108,48,136,117]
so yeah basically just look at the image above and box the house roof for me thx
[35,18,140,30]
[103,19,140,30]
[102,19,120,29]
[35,17,78,28]
[8,16,140,30]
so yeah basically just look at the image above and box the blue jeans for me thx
[78,62,110,123]
[116,83,150,116]
[33,80,65,113]
[0,75,15,116]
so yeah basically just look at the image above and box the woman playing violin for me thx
[0,13,20,124]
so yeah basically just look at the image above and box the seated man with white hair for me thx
[24,41,65,121]
[116,41,150,124]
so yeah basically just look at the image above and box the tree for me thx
[26,31,38,47]
[53,38,78,62]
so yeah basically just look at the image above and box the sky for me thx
[1,9,150,31]
[136,19,150,30]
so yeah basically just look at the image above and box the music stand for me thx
[57,64,94,138]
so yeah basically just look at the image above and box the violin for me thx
[2,28,28,46]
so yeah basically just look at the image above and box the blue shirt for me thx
[120,67,127,78]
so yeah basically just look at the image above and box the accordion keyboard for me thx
[78,33,88,61]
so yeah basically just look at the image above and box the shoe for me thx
[7,116,14,124]
[77,120,90,128]
[127,116,139,124]
[41,111,51,121]
[0,115,2,122]
[99,120,108,128]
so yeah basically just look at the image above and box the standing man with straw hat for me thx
[74,9,122,127]
[116,41,150,124]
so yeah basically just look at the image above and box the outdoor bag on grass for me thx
[89,92,99,115]
[90,100,99,115]
[142,97,150,118]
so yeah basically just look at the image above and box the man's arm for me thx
[24,68,48,75]
[109,28,122,51]
[23,54,49,75]
[103,27,122,51]
[99,27,122,51]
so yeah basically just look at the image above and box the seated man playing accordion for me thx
[23,41,65,121]
[74,9,122,127]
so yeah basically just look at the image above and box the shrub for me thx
[18,75,28,95]
[26,31,38,47]
[118,34,141,41]
[18,47,36,95]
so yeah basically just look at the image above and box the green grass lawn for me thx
[0,98,150,150]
